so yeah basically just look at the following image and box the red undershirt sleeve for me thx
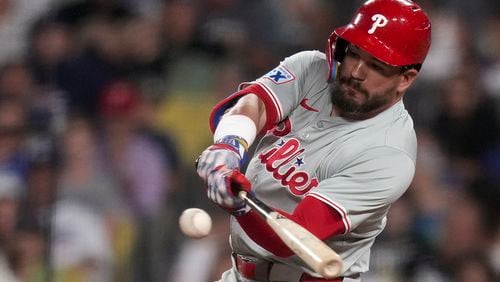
[235,196,346,257]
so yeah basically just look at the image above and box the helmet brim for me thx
[334,25,414,67]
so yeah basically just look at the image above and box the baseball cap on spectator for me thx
[0,172,22,200]
[98,81,142,118]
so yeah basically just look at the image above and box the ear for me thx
[396,69,418,97]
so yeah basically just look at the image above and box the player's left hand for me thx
[205,168,251,215]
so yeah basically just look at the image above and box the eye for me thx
[370,63,385,72]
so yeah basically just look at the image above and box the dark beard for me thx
[330,78,390,114]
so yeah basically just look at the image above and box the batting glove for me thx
[206,168,252,215]
[196,135,251,215]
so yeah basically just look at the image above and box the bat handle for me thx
[238,191,273,220]
[238,190,248,199]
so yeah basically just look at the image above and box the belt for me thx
[233,253,343,282]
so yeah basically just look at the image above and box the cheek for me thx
[337,60,355,77]
[366,77,399,97]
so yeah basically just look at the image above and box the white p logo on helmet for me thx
[368,14,388,34]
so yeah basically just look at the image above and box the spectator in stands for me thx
[97,80,176,281]
[0,99,29,186]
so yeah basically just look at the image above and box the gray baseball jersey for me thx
[213,50,417,279]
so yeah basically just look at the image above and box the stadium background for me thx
[0,0,498,281]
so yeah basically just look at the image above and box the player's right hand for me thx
[196,143,241,180]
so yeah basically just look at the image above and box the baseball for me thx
[179,208,212,238]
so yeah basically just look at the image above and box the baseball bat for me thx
[238,191,344,278]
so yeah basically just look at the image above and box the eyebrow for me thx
[351,45,395,68]
[349,46,370,60]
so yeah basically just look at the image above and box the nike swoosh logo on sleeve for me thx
[299,99,319,112]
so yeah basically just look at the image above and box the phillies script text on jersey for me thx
[259,138,319,195]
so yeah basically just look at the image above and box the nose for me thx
[350,60,367,81]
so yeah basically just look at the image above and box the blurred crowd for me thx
[0,0,497,281]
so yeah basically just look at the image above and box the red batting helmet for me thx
[327,0,431,80]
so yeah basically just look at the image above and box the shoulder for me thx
[323,145,416,203]
[279,50,328,83]
[349,101,417,162]
[282,50,327,66]
[383,106,417,162]
[321,107,417,175]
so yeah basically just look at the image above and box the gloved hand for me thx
[196,135,252,215]
[207,168,252,215]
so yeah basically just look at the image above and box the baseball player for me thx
[196,0,431,281]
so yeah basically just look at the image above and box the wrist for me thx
[213,135,248,165]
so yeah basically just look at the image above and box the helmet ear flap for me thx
[326,33,346,82]
[329,60,339,82]
[327,37,348,82]
[333,38,348,63]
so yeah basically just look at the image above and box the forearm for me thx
[197,94,267,214]
[212,94,266,159]
[221,93,267,136]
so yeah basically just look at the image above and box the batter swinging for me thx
[196,1,432,281]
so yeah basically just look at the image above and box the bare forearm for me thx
[224,93,267,134]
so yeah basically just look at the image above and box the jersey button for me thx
[302,132,310,139]
[252,175,258,183]
[317,121,324,128]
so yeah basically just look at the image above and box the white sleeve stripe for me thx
[306,192,351,234]
[255,81,283,121]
